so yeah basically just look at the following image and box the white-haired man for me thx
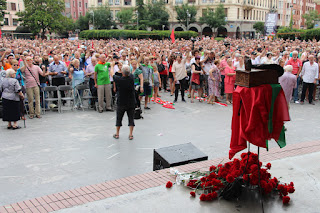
[300,55,319,105]
[279,65,297,105]
[112,65,135,140]
[286,51,302,103]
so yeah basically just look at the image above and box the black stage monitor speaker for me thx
[153,143,208,171]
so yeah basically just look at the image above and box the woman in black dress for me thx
[0,69,24,129]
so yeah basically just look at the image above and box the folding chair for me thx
[43,86,59,114]
[58,85,74,113]
[65,77,72,85]
[75,84,97,110]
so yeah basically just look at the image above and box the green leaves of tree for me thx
[175,4,197,28]
[17,0,66,37]
[302,10,320,29]
[0,0,6,22]
[116,9,133,25]
[199,4,226,30]
[253,21,265,34]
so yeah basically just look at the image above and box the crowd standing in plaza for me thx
[0,37,319,135]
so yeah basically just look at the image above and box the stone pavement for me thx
[0,91,320,212]
[1,140,320,213]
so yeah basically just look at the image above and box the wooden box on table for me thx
[235,68,279,88]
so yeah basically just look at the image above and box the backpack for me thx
[157,63,165,72]
[134,107,143,119]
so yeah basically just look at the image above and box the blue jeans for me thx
[293,76,300,101]
[40,83,48,109]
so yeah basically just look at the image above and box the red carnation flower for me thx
[226,174,235,183]
[290,182,294,187]
[250,164,258,172]
[209,165,216,171]
[282,196,290,204]
[200,193,207,201]
[287,186,295,193]
[166,181,173,188]
[190,191,196,197]
[211,191,218,199]
[266,163,271,170]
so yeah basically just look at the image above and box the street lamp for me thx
[90,11,94,30]
[136,11,139,30]
[186,9,191,31]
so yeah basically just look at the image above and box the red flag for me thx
[92,41,94,49]
[0,29,2,39]
[78,43,80,48]
[170,29,175,43]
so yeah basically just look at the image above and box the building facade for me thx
[64,0,89,20]
[88,0,316,36]
[2,0,24,33]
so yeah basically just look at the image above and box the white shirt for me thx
[251,55,261,65]
[300,61,319,83]
[203,60,214,75]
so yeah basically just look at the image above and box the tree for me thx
[200,4,226,32]
[17,0,66,38]
[75,15,90,31]
[175,4,197,28]
[140,1,169,30]
[302,10,320,29]
[253,21,265,34]
[0,0,6,22]
[87,6,114,30]
[57,17,75,37]
[116,9,133,25]
[136,0,146,25]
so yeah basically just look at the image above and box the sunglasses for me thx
[13,64,19,66]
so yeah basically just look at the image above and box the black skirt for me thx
[2,98,20,122]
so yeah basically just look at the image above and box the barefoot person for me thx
[112,65,136,140]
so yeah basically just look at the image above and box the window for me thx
[237,8,239,19]
[65,2,71,8]
[4,18,9,25]
[224,8,228,17]
[253,10,255,20]
[293,0,296,3]
[188,0,196,3]
[124,0,131,5]
[79,1,81,7]
[243,9,245,19]
[220,0,225,2]
[115,0,120,5]
[115,10,119,19]
[209,0,214,2]
[98,0,102,5]
[74,11,76,17]
[85,3,88,8]
[202,9,207,16]
[202,0,207,3]
[293,9,295,14]
[13,19,18,26]
[152,0,157,3]
[73,1,75,7]
[11,3,16,11]
[79,11,82,16]
[109,0,113,4]
[111,10,114,20]
[176,0,183,3]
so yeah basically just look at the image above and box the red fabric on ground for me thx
[229,85,290,159]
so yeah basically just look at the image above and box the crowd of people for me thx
[0,37,319,133]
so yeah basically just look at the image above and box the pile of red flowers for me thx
[166,152,295,204]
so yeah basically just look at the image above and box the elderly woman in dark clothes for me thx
[0,69,24,129]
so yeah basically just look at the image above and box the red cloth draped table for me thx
[229,84,290,159]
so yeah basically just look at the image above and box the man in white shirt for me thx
[300,55,319,105]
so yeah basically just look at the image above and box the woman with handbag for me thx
[190,56,204,103]
[12,59,26,120]
[224,59,236,105]
[0,69,24,129]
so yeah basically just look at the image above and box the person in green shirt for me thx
[131,60,144,108]
[94,54,113,113]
